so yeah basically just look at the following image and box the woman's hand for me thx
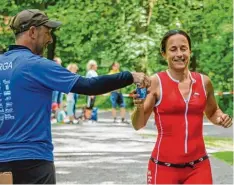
[216,114,233,128]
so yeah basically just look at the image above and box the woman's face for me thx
[112,63,119,71]
[162,34,191,71]
[71,66,78,73]
[93,64,98,71]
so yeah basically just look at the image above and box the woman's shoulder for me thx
[198,73,211,84]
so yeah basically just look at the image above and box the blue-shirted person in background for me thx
[0,9,151,184]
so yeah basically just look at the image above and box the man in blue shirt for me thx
[0,9,150,184]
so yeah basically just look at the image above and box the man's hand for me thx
[131,72,151,88]
[216,114,233,128]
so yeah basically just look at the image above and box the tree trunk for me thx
[190,55,196,71]
[134,0,157,73]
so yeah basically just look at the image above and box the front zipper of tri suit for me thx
[184,99,189,153]
[184,81,195,154]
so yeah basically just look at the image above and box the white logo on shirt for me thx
[0,62,12,71]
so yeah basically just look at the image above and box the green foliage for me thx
[0,0,232,112]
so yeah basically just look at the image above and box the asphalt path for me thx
[52,119,233,184]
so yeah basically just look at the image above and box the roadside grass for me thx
[204,136,233,165]
[139,133,156,138]
[212,151,233,165]
[52,122,64,125]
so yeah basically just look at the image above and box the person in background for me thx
[131,30,233,184]
[0,9,150,184]
[85,60,98,120]
[51,57,63,123]
[73,93,79,119]
[109,62,128,123]
[56,102,67,123]
[53,57,64,108]
[66,63,79,124]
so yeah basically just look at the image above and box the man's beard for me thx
[35,45,45,56]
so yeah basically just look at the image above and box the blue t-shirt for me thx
[0,46,79,162]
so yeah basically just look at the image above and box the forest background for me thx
[0,0,232,114]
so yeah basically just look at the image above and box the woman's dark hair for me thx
[111,62,119,68]
[111,62,116,67]
[160,30,191,53]
[109,61,119,70]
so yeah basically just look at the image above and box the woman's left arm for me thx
[204,75,232,128]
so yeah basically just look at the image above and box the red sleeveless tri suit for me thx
[147,71,213,184]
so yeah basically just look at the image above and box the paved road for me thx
[52,121,233,184]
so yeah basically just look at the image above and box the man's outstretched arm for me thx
[71,71,150,95]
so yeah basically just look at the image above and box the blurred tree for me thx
[0,0,232,112]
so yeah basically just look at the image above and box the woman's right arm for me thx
[131,75,158,130]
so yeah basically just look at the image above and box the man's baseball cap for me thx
[10,9,61,34]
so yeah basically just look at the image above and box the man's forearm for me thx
[71,71,133,95]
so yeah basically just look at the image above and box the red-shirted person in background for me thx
[131,30,232,184]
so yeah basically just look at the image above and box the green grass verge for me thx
[204,137,233,165]
[212,151,233,165]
